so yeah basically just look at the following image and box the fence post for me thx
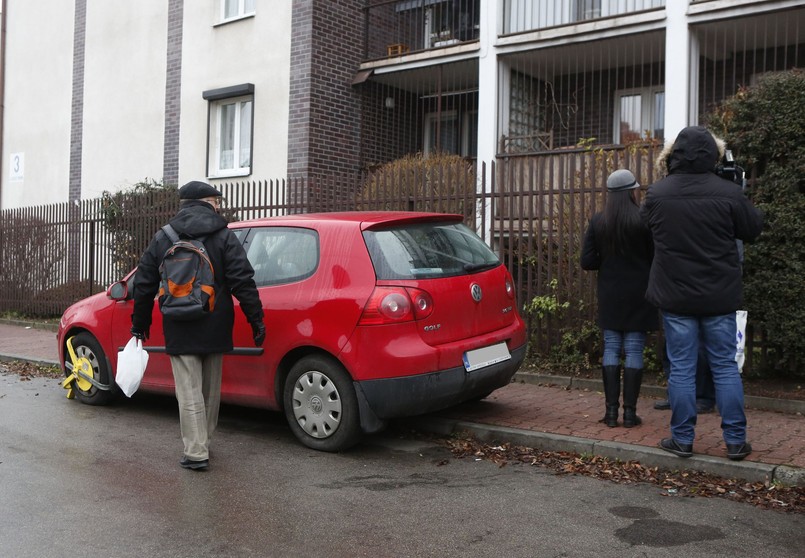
[88,219,95,297]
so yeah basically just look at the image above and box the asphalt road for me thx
[1,372,803,558]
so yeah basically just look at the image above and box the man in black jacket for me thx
[131,181,266,470]
[640,126,763,461]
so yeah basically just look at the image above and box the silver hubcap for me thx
[292,370,341,439]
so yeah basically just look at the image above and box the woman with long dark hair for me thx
[581,169,658,427]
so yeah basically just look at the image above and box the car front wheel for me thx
[283,355,361,452]
[64,332,118,406]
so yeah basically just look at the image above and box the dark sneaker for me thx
[726,442,752,461]
[180,456,209,470]
[654,399,670,411]
[659,438,693,458]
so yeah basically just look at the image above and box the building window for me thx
[424,110,478,157]
[425,111,459,154]
[614,87,664,144]
[573,0,601,21]
[203,84,254,178]
[221,0,255,23]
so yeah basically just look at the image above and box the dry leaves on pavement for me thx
[443,434,805,514]
[0,360,63,381]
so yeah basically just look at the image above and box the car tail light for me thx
[358,287,433,325]
[505,273,515,299]
[410,289,433,320]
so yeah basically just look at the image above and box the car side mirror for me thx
[107,281,129,301]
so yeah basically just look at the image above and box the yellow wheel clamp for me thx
[61,336,109,399]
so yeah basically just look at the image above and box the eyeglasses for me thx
[202,197,222,207]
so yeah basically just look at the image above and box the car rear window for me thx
[363,222,500,280]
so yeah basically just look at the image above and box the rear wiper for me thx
[464,262,499,273]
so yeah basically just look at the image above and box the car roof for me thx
[228,211,465,231]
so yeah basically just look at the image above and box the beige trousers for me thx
[169,353,224,461]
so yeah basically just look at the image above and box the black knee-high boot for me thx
[600,365,620,427]
[622,368,643,428]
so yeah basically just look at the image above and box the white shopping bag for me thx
[115,337,149,397]
[735,310,748,372]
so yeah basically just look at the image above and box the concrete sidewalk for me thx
[1,321,803,486]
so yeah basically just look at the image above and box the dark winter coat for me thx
[639,126,764,316]
[581,213,658,332]
[131,200,264,355]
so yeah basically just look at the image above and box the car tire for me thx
[283,355,361,452]
[64,332,118,406]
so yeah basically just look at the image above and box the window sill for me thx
[207,169,251,180]
[214,13,255,28]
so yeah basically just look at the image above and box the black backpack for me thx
[158,224,216,320]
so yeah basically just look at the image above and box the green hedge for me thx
[710,69,805,375]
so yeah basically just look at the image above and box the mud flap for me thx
[354,382,387,434]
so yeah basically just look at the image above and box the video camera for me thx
[715,150,746,190]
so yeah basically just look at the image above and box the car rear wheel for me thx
[64,332,117,406]
[283,355,361,452]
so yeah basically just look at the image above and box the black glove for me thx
[252,322,266,347]
[131,326,149,341]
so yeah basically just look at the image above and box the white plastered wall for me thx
[179,1,293,186]
[80,0,168,199]
[1,0,74,207]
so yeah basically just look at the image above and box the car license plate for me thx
[463,342,511,372]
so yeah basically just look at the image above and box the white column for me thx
[476,0,499,241]
[664,0,697,142]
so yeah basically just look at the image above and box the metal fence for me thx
[0,147,770,371]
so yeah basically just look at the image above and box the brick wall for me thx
[162,0,184,187]
[288,0,365,179]
[69,0,87,203]
[359,81,421,168]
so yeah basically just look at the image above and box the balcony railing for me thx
[502,0,665,35]
[365,0,480,60]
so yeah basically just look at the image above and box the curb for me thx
[405,416,805,487]
[0,318,59,332]
[514,372,805,416]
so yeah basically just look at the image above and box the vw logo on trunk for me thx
[470,283,482,302]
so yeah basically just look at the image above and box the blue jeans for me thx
[663,312,746,445]
[661,336,716,407]
[602,330,646,369]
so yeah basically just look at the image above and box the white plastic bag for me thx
[116,337,149,397]
[735,310,748,372]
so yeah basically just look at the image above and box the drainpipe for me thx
[0,0,7,207]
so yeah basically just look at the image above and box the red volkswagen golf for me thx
[57,212,527,451]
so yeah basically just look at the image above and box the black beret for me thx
[178,181,222,200]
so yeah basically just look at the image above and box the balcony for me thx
[502,0,665,35]
[365,0,480,61]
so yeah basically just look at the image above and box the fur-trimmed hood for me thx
[654,126,726,177]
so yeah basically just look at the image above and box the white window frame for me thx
[207,94,253,179]
[613,86,664,144]
[220,0,255,24]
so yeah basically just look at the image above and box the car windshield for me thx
[363,221,499,280]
